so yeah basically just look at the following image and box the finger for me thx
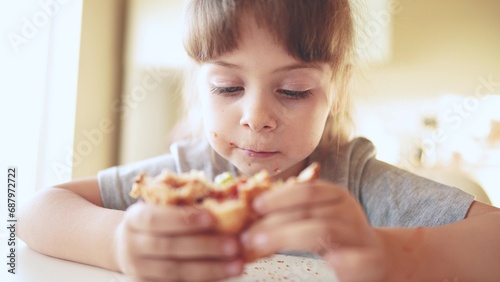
[252,196,369,232]
[131,233,240,259]
[242,220,356,257]
[133,258,244,282]
[250,203,344,231]
[126,202,214,234]
[253,180,345,215]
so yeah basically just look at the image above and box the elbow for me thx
[16,187,57,244]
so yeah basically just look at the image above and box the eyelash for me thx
[278,89,312,100]
[210,87,312,99]
[210,86,243,96]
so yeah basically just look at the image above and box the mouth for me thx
[231,143,279,158]
[241,149,279,158]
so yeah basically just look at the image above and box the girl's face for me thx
[197,18,331,179]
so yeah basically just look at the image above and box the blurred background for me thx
[1,0,499,208]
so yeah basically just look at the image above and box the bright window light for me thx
[0,0,83,214]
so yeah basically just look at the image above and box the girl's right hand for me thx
[113,201,243,282]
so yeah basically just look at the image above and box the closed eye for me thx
[278,89,312,99]
[210,86,244,96]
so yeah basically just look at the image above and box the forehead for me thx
[203,16,331,76]
[219,17,294,65]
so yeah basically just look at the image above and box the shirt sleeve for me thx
[97,154,175,210]
[359,159,475,227]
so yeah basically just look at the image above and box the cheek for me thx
[200,100,214,122]
[299,102,329,140]
[200,96,235,140]
[201,104,235,158]
[315,103,330,127]
[200,92,219,123]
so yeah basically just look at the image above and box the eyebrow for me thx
[210,61,241,70]
[209,60,323,73]
[272,63,323,73]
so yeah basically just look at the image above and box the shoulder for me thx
[341,136,377,163]
[169,139,234,179]
[97,139,232,210]
[318,136,377,164]
[101,139,232,181]
[169,138,211,171]
[312,136,377,185]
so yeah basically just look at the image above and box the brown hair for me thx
[175,0,355,150]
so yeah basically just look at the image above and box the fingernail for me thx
[240,232,249,246]
[223,239,238,256]
[197,212,213,226]
[253,233,268,247]
[326,253,341,267]
[226,261,243,276]
[252,198,264,211]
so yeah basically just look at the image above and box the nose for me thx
[239,93,277,132]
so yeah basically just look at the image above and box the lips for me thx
[229,141,279,158]
[232,143,278,158]
[241,149,279,158]
[241,149,278,158]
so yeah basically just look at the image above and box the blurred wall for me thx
[353,0,500,101]
[350,0,500,206]
[72,0,125,178]
[118,0,185,164]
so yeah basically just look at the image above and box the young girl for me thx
[19,0,500,281]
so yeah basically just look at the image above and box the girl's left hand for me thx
[240,180,388,282]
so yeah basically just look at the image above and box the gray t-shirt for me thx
[97,137,474,227]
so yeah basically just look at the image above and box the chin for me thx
[233,162,272,177]
[233,158,304,180]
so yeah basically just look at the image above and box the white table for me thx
[2,238,338,282]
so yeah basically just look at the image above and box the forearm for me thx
[17,187,123,271]
[377,212,500,281]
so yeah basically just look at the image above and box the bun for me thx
[129,163,320,259]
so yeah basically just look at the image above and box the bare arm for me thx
[17,178,123,271]
[17,178,243,281]
[379,201,500,281]
[242,180,500,281]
